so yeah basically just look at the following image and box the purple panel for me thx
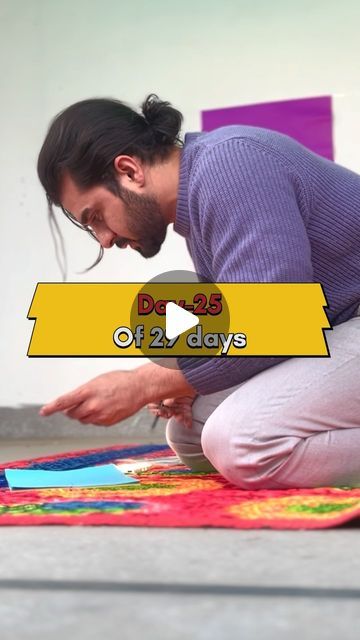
[201,96,333,160]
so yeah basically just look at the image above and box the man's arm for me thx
[137,362,196,401]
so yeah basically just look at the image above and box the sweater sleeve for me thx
[177,139,314,395]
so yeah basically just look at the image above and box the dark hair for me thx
[37,94,183,278]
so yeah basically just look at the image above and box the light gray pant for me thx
[166,310,360,489]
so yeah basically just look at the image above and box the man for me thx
[37,94,360,489]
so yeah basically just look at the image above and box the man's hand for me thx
[39,370,145,426]
[147,396,195,428]
[39,363,197,427]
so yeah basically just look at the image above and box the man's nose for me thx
[98,229,116,249]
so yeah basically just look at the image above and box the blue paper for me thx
[5,464,139,490]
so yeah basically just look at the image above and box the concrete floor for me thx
[0,438,359,640]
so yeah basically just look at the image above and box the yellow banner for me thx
[27,282,330,357]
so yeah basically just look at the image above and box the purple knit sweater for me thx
[174,126,360,394]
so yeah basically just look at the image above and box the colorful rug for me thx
[0,444,360,529]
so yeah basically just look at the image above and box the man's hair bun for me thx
[141,93,183,145]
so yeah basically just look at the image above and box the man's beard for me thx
[114,186,167,258]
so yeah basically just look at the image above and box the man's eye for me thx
[90,212,102,226]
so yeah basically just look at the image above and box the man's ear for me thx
[113,155,145,189]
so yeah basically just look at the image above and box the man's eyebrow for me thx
[80,207,92,226]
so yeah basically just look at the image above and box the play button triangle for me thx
[165,302,199,340]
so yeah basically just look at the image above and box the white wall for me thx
[1,0,360,405]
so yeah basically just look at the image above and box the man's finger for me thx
[147,403,160,411]
[79,415,97,425]
[63,402,93,421]
[39,388,87,416]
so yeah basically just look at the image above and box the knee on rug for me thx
[165,416,217,472]
[201,411,292,490]
[165,416,202,453]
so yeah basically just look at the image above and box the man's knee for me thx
[165,416,203,452]
[166,416,191,450]
[165,416,217,472]
[201,409,295,490]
